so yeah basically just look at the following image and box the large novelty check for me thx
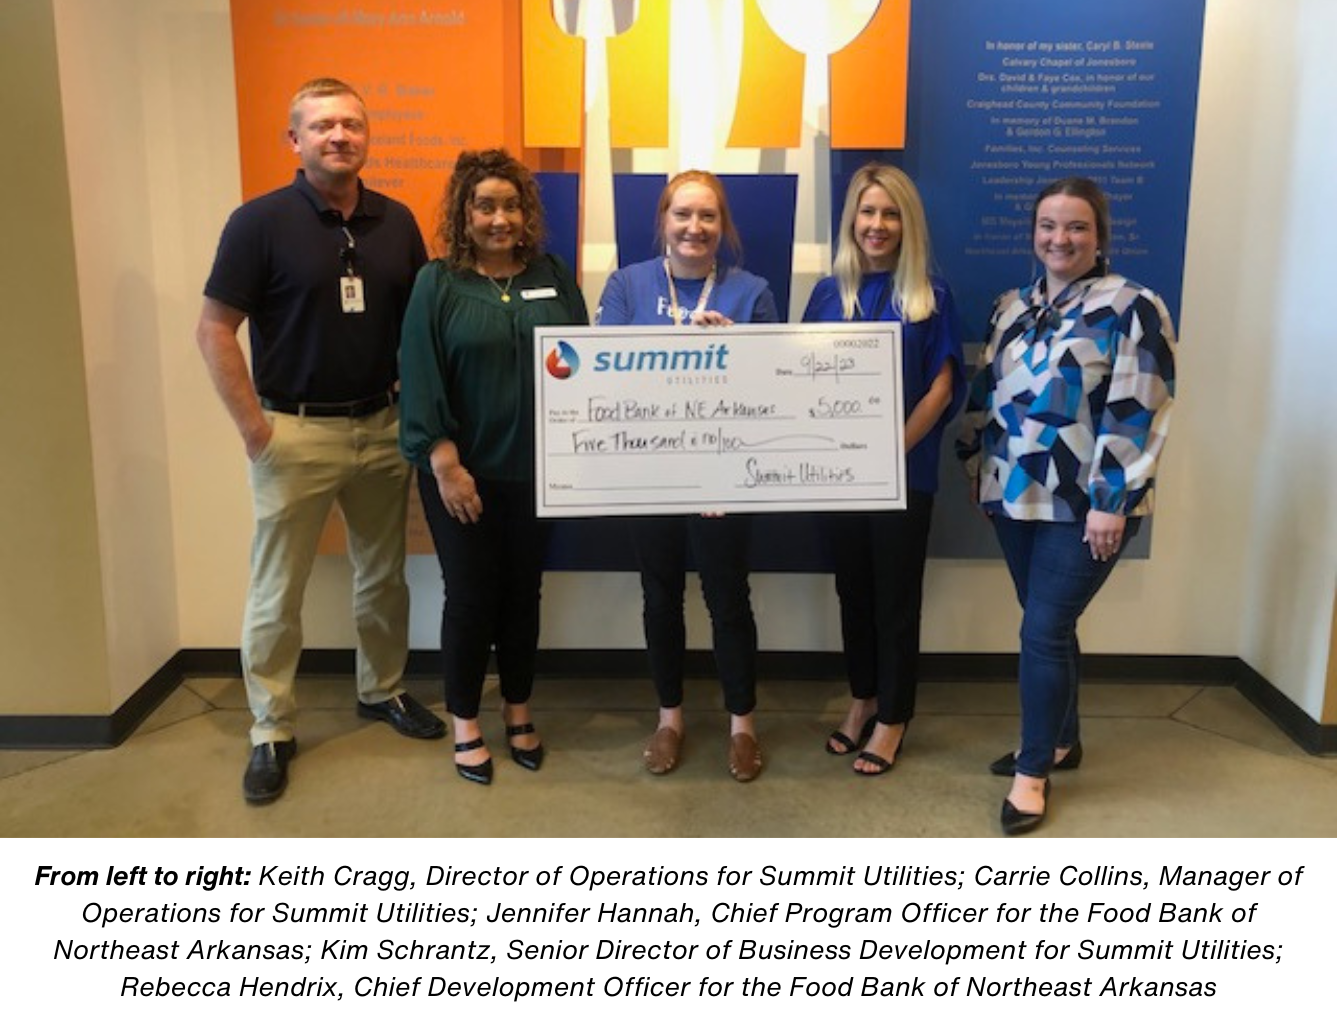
[533,323,905,516]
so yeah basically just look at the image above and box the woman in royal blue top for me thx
[596,170,779,783]
[802,163,965,777]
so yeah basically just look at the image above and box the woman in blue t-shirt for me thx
[802,163,965,776]
[596,170,779,782]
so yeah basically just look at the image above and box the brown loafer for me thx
[728,733,762,782]
[643,727,682,775]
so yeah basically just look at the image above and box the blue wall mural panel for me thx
[718,173,798,319]
[612,172,669,267]
[904,0,1205,333]
[535,171,580,275]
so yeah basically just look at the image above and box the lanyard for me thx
[340,226,358,276]
[663,259,717,326]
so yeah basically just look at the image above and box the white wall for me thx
[1,0,112,716]
[48,0,1335,719]
[1226,0,1337,715]
[53,0,236,705]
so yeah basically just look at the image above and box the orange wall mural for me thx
[231,0,912,259]
[831,0,910,149]
[229,0,537,246]
[727,0,805,148]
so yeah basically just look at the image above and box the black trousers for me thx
[418,472,551,719]
[828,491,934,725]
[630,515,758,716]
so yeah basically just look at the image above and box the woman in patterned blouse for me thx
[958,177,1176,835]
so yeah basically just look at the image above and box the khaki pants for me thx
[242,407,410,745]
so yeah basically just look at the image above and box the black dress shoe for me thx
[454,736,493,785]
[506,722,545,771]
[989,740,1083,777]
[357,694,446,739]
[1001,779,1050,836]
[243,739,296,805]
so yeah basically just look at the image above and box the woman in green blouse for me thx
[399,149,588,785]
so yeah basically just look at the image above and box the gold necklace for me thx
[485,271,515,303]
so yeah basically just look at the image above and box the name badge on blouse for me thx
[341,275,366,314]
[520,286,558,301]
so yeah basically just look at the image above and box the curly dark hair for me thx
[436,149,546,270]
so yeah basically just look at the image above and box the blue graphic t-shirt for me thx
[596,258,779,327]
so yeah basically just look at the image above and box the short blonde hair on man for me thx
[288,78,367,128]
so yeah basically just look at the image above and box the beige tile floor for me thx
[1,675,1334,837]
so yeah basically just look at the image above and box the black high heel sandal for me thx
[825,715,876,756]
[853,722,908,776]
[454,736,493,785]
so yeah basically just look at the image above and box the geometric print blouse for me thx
[956,269,1176,522]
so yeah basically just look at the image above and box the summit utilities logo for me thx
[545,341,580,379]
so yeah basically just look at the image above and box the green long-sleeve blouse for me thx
[399,254,589,482]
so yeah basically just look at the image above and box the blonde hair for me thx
[288,78,366,128]
[832,163,936,322]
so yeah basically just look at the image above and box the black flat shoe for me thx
[853,723,908,777]
[825,715,876,756]
[989,740,1083,777]
[1001,779,1050,836]
[506,722,545,771]
[453,736,493,785]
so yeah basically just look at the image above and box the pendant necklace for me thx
[486,272,515,303]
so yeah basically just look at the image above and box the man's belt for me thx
[260,390,397,418]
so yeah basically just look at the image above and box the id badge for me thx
[341,276,366,314]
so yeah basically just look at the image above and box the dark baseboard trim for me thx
[0,651,188,749]
[0,649,1330,754]
[1234,657,1337,757]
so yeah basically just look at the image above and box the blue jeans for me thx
[991,516,1141,778]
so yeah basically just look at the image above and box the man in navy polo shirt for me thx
[197,78,444,805]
